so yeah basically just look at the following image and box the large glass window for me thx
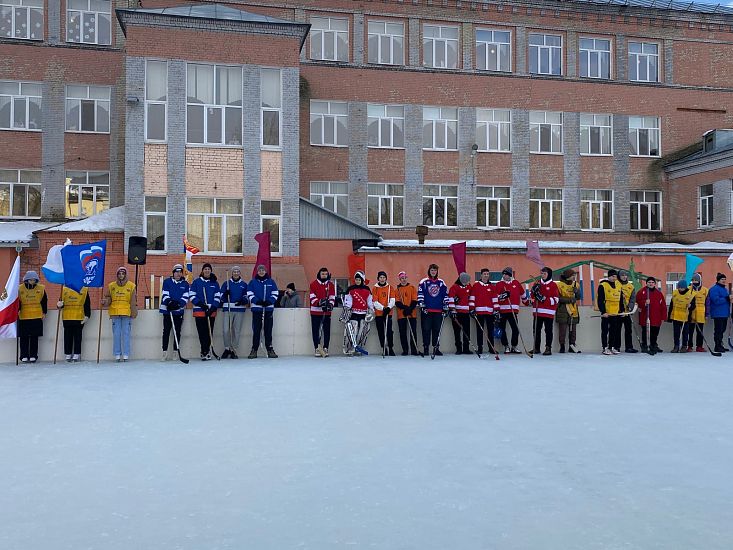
[186,197,243,254]
[0,0,43,40]
[65,171,109,218]
[581,189,613,230]
[476,29,510,72]
[629,42,659,82]
[310,16,349,62]
[629,116,660,157]
[529,33,562,75]
[0,168,41,218]
[65,85,110,133]
[367,20,404,65]
[367,104,404,148]
[423,184,457,227]
[66,0,111,45]
[579,38,611,79]
[310,181,348,217]
[423,24,459,69]
[580,114,612,156]
[423,107,458,150]
[630,191,661,231]
[261,200,281,255]
[530,111,562,154]
[0,80,42,131]
[529,188,563,229]
[145,60,167,142]
[476,186,510,228]
[699,184,714,228]
[144,196,166,251]
[368,183,403,227]
[186,64,242,146]
[310,100,348,147]
[261,68,281,148]
[476,109,510,152]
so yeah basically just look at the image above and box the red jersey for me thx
[309,279,336,316]
[530,279,559,318]
[344,284,373,315]
[448,283,472,313]
[469,281,499,314]
[495,279,527,313]
[636,287,667,327]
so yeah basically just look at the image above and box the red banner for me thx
[252,232,272,278]
[449,242,466,275]
[347,254,369,285]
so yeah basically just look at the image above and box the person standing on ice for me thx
[372,271,396,356]
[469,268,499,356]
[617,270,638,353]
[101,266,137,362]
[57,285,90,362]
[597,269,623,356]
[636,276,666,354]
[342,270,374,355]
[448,272,473,355]
[707,273,730,353]
[556,268,581,354]
[668,279,695,353]
[529,267,559,356]
[220,266,247,359]
[18,270,47,363]
[189,263,220,361]
[395,271,419,356]
[418,263,449,357]
[495,267,526,354]
[309,267,336,357]
[687,273,709,353]
[160,264,190,362]
[247,265,279,359]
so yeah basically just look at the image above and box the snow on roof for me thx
[45,206,124,233]
[0,221,58,244]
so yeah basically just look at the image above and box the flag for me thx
[41,238,71,285]
[0,256,20,338]
[526,239,545,269]
[727,252,733,272]
[252,232,272,278]
[347,254,369,285]
[183,235,199,284]
[449,242,467,275]
[628,257,642,292]
[685,253,705,284]
[61,240,107,293]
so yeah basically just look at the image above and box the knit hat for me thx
[23,270,39,282]
[646,276,656,283]
[257,264,267,272]
[502,267,512,276]
[717,272,726,282]
[231,265,241,273]
[678,279,688,289]
[172,264,184,273]
[691,273,701,283]
[354,270,365,282]
[286,282,296,291]
[202,263,212,271]
[116,266,127,274]
[619,269,629,278]
[459,272,471,285]
[377,271,387,280]
[398,271,407,279]
[561,268,575,279]
[607,269,618,278]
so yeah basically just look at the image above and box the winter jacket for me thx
[395,283,418,319]
[280,291,303,308]
[190,276,221,317]
[618,281,637,312]
[309,278,336,316]
[689,284,709,323]
[247,274,279,312]
[495,278,527,313]
[636,287,666,327]
[597,279,624,315]
[449,282,472,313]
[469,281,499,315]
[220,278,248,312]
[372,283,396,317]
[418,276,448,312]
[668,288,695,322]
[556,279,581,325]
[159,277,190,315]
[102,274,137,318]
[530,278,559,318]
[344,283,374,315]
[18,282,47,320]
[707,282,730,319]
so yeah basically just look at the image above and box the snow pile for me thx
[374,239,733,252]
[46,206,124,233]
[0,221,57,243]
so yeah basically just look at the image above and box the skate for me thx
[652,345,663,354]
[454,348,462,355]
[201,352,212,361]
[410,349,419,356]
[610,348,620,355]
[72,354,80,362]
[161,350,168,362]
[267,348,278,358]
[504,346,512,354]
[230,351,238,359]
[323,348,329,357]
[315,348,321,357]
[222,349,231,359]
[65,355,72,362]
[171,351,179,361]
[248,348,257,359]
[21,357,29,363]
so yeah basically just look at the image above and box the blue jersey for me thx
[159,277,190,315]
[189,277,221,315]
[418,277,448,312]
[247,277,279,312]
[221,278,248,312]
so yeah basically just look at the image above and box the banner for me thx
[525,239,545,269]
[449,242,466,275]
[0,256,20,338]
[252,232,272,278]
[60,240,107,293]
[41,238,71,285]
[347,254,369,285]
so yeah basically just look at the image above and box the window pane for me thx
[0,96,10,129]
[380,197,390,225]
[29,96,41,129]
[98,13,110,45]
[187,64,214,104]
[146,61,167,101]
[218,199,243,214]
[206,107,222,144]
[66,99,80,131]
[27,185,40,217]
[261,200,280,216]
[12,184,26,216]
[187,197,213,213]
[262,110,278,146]
[187,105,204,143]
[336,116,348,146]
[263,218,280,253]
[368,196,379,225]
[96,186,109,213]
[146,214,165,250]
[186,215,204,251]
[208,216,223,252]
[96,101,109,132]
[80,100,95,131]
[0,185,10,217]
[147,103,165,141]
[145,196,166,212]
[226,216,242,253]
[261,69,281,108]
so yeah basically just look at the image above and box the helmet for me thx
[493,326,504,340]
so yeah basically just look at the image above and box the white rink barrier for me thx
[0,306,718,363]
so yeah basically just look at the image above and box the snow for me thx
[45,206,124,233]
[2,354,732,549]
[0,221,57,243]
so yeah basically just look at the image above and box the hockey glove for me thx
[493,311,502,323]
[256,299,265,306]
[57,300,64,308]
[235,299,246,306]
[261,300,272,308]
[405,306,414,316]
[535,292,546,303]
[419,304,428,316]
[324,302,333,312]
[469,310,478,319]
[168,299,181,311]
[498,291,510,301]
[383,307,391,316]
[395,302,405,310]
[449,309,457,319]
[195,301,205,309]
[318,298,328,307]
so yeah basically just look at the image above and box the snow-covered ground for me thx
[2,353,732,550]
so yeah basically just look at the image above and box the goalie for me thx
[341,270,374,355]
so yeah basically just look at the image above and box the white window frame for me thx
[476,186,511,228]
[0,0,43,40]
[530,111,563,154]
[581,189,614,231]
[143,195,167,253]
[261,68,282,149]
[0,168,42,219]
[310,181,348,217]
[65,170,110,218]
[185,197,244,255]
[628,41,659,83]
[423,184,458,228]
[145,60,167,143]
[580,114,612,156]
[630,190,662,232]
[475,28,511,72]
[310,16,349,62]
[367,103,404,149]
[423,24,459,69]
[529,188,563,229]
[529,33,563,75]
[186,63,243,147]
[261,199,282,256]
[367,20,405,66]
[629,116,661,157]
[0,80,42,131]
[368,183,404,227]
[65,85,110,134]
[423,106,458,151]
[310,100,348,147]
[699,184,714,229]
[578,37,611,79]
[66,0,111,46]
[476,108,511,152]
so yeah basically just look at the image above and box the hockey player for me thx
[618,270,638,353]
[57,285,90,362]
[636,276,666,354]
[469,268,499,355]
[708,273,730,352]
[395,271,419,356]
[597,269,624,355]
[668,279,695,353]
[247,265,279,359]
[495,267,526,354]
[309,267,336,357]
[220,266,248,359]
[101,266,138,362]
[529,267,559,356]
[159,264,190,361]
[556,268,581,353]
[342,270,374,355]
[189,263,220,361]
[688,273,709,352]
[372,271,396,356]
[449,272,473,355]
[18,270,47,363]
[418,264,449,357]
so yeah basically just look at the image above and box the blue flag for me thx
[61,240,107,293]
[685,253,705,284]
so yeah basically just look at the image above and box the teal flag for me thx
[685,253,705,284]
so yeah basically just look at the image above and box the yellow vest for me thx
[19,283,45,320]
[599,280,621,315]
[619,281,635,309]
[690,286,708,324]
[62,287,88,321]
[108,281,135,317]
[557,281,579,317]
[670,289,694,322]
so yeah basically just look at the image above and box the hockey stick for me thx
[225,271,237,357]
[431,313,447,360]
[694,320,721,357]
[727,317,733,351]
[451,316,482,359]
[473,315,500,361]
[346,319,369,355]
[511,309,533,358]
[202,287,220,360]
[397,286,422,357]
[169,312,189,364]
[643,300,656,355]
[317,313,327,357]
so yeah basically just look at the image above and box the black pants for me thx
[375,314,394,349]
[252,310,273,350]
[63,320,84,355]
[311,314,331,349]
[451,312,471,352]
[687,323,704,348]
[19,336,39,360]
[534,316,553,351]
[421,311,444,349]
[641,325,660,349]
[499,312,519,347]
[475,314,494,353]
[713,317,727,348]
[163,314,183,351]
[601,316,621,350]
[620,315,635,350]
[195,316,215,355]
[398,317,418,353]
[673,320,689,348]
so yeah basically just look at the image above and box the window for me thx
[310,16,349,62]
[423,24,459,69]
[65,85,110,133]
[144,196,166,251]
[186,197,243,254]
[699,184,714,228]
[367,20,404,65]
[334,277,350,305]
[261,68,281,148]
[423,184,457,227]
[310,181,348,217]
[629,116,660,157]
[66,0,111,45]
[529,188,563,229]
[0,168,41,218]
[579,38,611,79]
[310,100,348,147]
[665,272,684,300]
[186,64,242,146]
[476,109,510,152]
[423,107,458,150]
[530,111,562,154]
[367,104,404,148]
[368,183,403,227]
[145,60,167,142]
[65,171,109,218]
[630,190,661,231]
[476,186,510,228]
[529,33,562,75]
[261,200,281,255]
[0,81,41,131]
[580,114,612,155]
[581,189,613,230]
[476,29,510,72]
[628,42,658,82]
[0,0,43,40]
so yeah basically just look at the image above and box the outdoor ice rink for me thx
[1,353,732,550]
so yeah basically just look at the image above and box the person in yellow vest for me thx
[101,266,138,362]
[556,268,581,353]
[18,270,47,363]
[57,286,91,362]
[687,273,709,353]
[667,279,695,353]
[597,269,624,355]
[617,270,639,353]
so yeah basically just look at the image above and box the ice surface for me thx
[1,353,732,550]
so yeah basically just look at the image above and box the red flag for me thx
[449,242,466,275]
[347,254,369,285]
[525,239,545,269]
[252,232,272,278]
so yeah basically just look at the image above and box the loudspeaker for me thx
[128,236,147,265]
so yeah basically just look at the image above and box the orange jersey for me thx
[395,283,418,319]
[372,284,396,317]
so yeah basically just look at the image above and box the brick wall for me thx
[143,143,168,194]
[185,149,245,197]
[261,150,283,200]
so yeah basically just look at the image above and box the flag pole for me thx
[15,241,21,366]
[97,280,104,364]
[53,286,64,364]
